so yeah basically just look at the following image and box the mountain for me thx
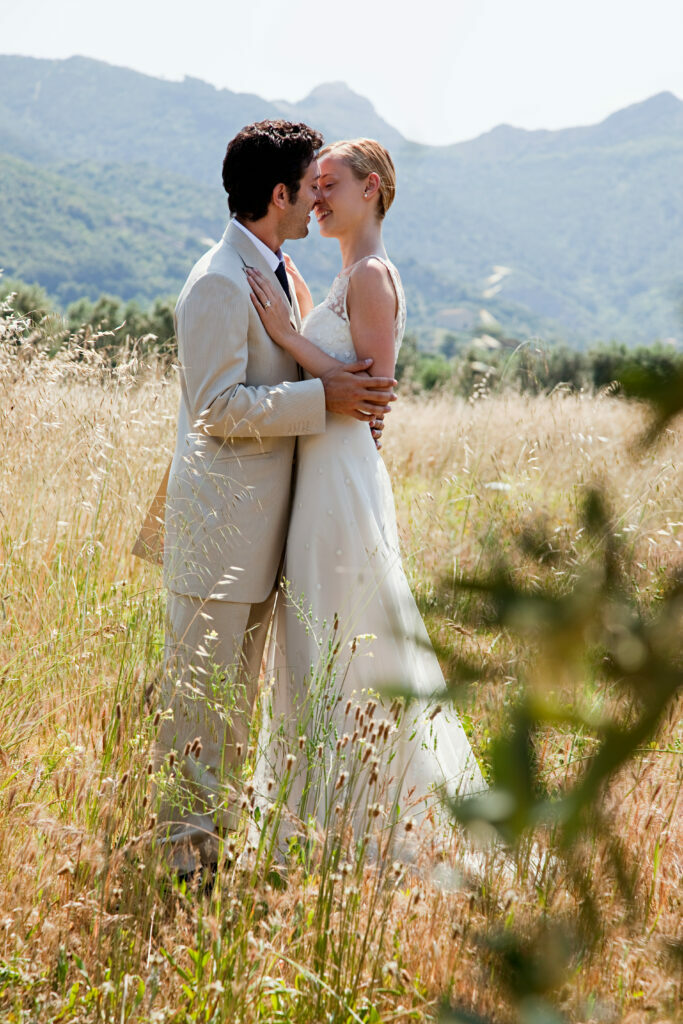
[0,56,402,182]
[1,54,682,345]
[449,91,683,161]
[273,82,404,149]
[0,152,226,300]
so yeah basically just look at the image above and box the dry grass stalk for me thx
[0,329,681,1022]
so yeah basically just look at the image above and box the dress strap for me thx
[343,254,391,276]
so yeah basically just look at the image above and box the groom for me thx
[155,119,396,873]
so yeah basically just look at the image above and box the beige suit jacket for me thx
[163,221,326,603]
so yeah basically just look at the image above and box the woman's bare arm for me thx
[246,267,356,377]
[345,258,398,379]
[283,254,314,320]
[245,267,396,440]
[245,260,398,380]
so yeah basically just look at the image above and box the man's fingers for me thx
[362,376,398,390]
[343,361,399,392]
[357,403,391,416]
[357,391,395,406]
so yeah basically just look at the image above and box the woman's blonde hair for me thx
[319,138,397,219]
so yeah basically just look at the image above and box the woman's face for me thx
[314,154,371,238]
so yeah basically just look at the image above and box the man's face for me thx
[280,158,320,240]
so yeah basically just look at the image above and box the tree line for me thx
[397,330,683,396]
[0,277,176,356]
[3,275,682,396]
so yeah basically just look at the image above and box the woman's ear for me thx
[363,172,381,199]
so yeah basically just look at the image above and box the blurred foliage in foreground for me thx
[436,363,683,1024]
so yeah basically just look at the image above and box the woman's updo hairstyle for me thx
[320,138,396,219]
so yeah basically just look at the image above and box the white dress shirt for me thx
[232,219,283,273]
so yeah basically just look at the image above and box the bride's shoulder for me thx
[348,255,400,288]
[347,256,402,310]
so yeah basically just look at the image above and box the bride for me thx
[246,139,485,857]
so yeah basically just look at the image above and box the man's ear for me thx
[271,182,288,210]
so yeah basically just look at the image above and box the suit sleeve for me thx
[177,272,326,439]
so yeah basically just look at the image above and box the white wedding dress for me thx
[254,257,485,857]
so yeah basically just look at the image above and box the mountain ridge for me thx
[1,54,682,344]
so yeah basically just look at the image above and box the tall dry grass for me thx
[0,326,681,1022]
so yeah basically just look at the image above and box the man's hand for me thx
[370,412,386,450]
[321,360,397,421]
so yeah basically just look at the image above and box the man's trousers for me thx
[154,589,275,871]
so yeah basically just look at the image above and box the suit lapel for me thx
[224,220,274,279]
[224,222,298,331]
[289,273,302,331]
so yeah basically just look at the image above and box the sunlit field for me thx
[1,330,681,1023]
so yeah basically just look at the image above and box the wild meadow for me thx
[0,309,681,1023]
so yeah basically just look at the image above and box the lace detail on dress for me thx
[302,256,407,364]
[325,272,352,321]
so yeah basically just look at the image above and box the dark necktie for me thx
[274,260,292,304]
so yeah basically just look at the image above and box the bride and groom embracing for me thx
[154,119,484,875]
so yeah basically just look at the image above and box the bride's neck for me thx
[338,221,386,269]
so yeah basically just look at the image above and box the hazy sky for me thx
[3,0,683,145]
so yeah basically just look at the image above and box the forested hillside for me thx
[1,55,682,344]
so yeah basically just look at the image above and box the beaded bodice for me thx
[302,257,406,364]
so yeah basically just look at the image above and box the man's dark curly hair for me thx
[222,120,324,221]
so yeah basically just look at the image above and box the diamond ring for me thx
[264,300,271,308]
